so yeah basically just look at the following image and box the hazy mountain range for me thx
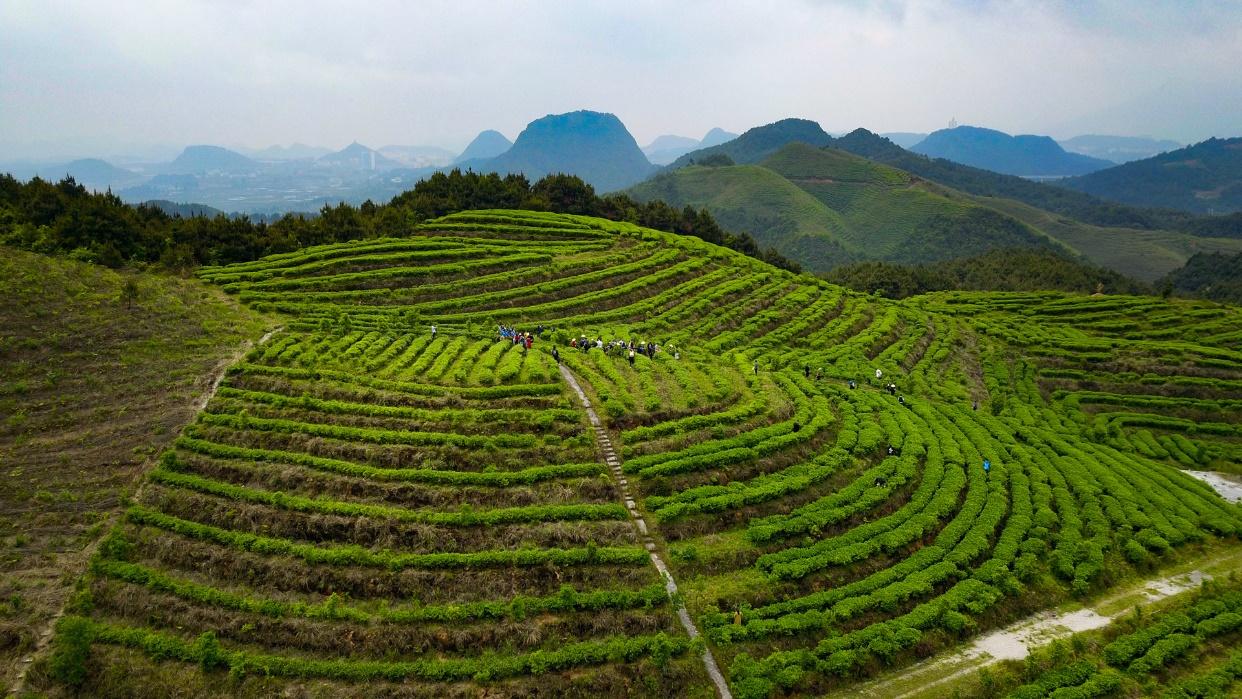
[628,118,1242,281]
[2,111,1238,256]
[883,132,1179,164]
[910,126,1115,177]
[1058,134,1181,164]
[642,128,737,165]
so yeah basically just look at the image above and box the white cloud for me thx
[0,0,1239,160]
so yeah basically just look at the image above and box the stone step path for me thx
[558,364,732,699]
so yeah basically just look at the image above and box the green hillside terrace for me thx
[32,209,1242,698]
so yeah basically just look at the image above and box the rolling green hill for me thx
[761,143,1064,263]
[832,128,1195,230]
[635,132,1242,280]
[630,142,1065,271]
[625,162,859,270]
[26,209,1242,698]
[962,192,1242,282]
[668,118,833,169]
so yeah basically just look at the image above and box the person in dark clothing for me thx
[804,365,810,378]
[552,347,560,364]
[628,349,636,366]
[848,379,856,390]
[898,395,905,406]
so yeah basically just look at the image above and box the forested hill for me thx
[822,248,1149,299]
[1058,136,1242,215]
[668,118,834,168]
[0,169,798,272]
[628,141,1068,273]
[830,129,1203,230]
[1161,250,1242,303]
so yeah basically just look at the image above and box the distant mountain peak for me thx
[454,130,513,164]
[699,127,738,148]
[911,125,1112,177]
[319,142,400,171]
[465,110,654,192]
[644,134,698,152]
[168,145,256,174]
[670,117,831,168]
[642,130,741,166]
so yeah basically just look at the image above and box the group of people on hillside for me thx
[569,336,666,360]
[498,324,540,350]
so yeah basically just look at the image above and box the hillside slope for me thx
[1059,137,1242,214]
[1162,250,1242,303]
[630,142,1065,271]
[625,161,859,270]
[0,248,272,690]
[34,209,1242,698]
[822,247,1151,299]
[964,191,1242,281]
[739,129,1242,280]
[762,143,1065,263]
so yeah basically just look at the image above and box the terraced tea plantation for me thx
[43,210,1242,697]
[970,577,1242,698]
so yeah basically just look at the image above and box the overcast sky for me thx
[2,0,1239,160]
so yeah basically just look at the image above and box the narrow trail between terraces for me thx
[559,364,733,699]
